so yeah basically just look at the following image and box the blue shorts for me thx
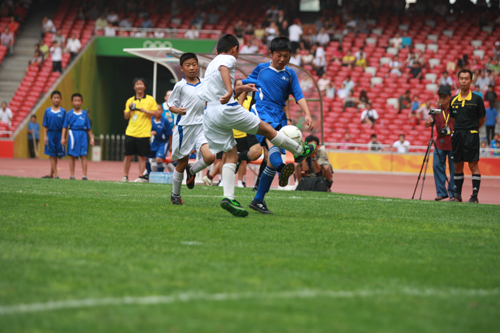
[254,103,287,153]
[149,141,169,159]
[67,129,88,157]
[44,131,66,158]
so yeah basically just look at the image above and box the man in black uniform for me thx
[449,69,486,203]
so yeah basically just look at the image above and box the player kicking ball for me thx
[168,53,215,205]
[198,34,316,217]
[242,36,315,214]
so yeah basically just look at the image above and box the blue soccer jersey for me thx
[63,109,91,131]
[42,107,66,131]
[151,117,172,151]
[161,102,175,129]
[242,62,305,108]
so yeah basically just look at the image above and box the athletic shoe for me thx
[41,175,52,178]
[54,176,59,179]
[242,181,246,188]
[121,176,128,182]
[134,176,148,183]
[171,193,184,205]
[249,200,273,214]
[185,164,195,189]
[237,181,244,188]
[70,176,75,180]
[469,196,479,203]
[278,163,295,187]
[294,142,317,163]
[82,176,88,180]
[218,181,223,187]
[448,196,462,202]
[435,195,448,201]
[202,175,212,186]
[220,197,248,217]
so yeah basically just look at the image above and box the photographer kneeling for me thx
[295,135,333,191]
[424,86,455,201]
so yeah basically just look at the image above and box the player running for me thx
[168,53,215,205]
[243,36,315,214]
[148,112,172,173]
[198,34,316,217]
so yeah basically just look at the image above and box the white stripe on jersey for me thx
[167,78,205,126]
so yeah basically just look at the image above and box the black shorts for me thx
[236,137,249,153]
[124,135,151,157]
[216,151,223,159]
[247,134,259,147]
[452,129,480,163]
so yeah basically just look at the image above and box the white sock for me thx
[270,131,303,155]
[237,180,243,186]
[222,163,236,200]
[172,170,183,196]
[242,175,246,183]
[191,157,209,173]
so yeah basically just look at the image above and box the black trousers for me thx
[29,138,39,158]
[486,126,495,145]
[52,61,62,72]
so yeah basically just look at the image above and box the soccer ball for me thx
[279,125,302,144]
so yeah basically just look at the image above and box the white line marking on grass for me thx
[181,241,202,245]
[0,288,498,315]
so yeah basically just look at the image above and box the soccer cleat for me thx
[185,164,195,189]
[469,196,479,203]
[202,175,212,186]
[448,196,462,202]
[54,176,59,179]
[278,163,295,187]
[134,176,148,183]
[70,176,75,180]
[82,176,88,180]
[435,195,448,201]
[220,197,248,217]
[294,142,317,163]
[249,200,273,214]
[171,193,184,205]
[121,176,129,182]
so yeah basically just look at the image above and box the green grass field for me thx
[0,175,499,332]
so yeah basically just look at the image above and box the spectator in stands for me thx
[52,28,65,48]
[65,33,81,63]
[104,22,116,36]
[406,51,416,67]
[265,22,279,46]
[492,58,500,74]
[392,32,403,49]
[0,102,13,127]
[28,115,40,158]
[0,27,14,55]
[39,40,49,59]
[29,49,43,67]
[358,90,371,109]
[325,81,336,99]
[254,22,265,42]
[493,41,500,60]
[279,20,288,38]
[107,10,119,25]
[401,31,412,49]
[131,28,143,38]
[343,75,354,91]
[485,85,497,107]
[368,134,384,151]
[119,17,133,28]
[295,135,333,190]
[342,49,355,68]
[480,141,489,157]
[49,41,62,73]
[316,27,330,47]
[303,27,316,48]
[397,90,411,113]
[302,49,313,65]
[288,20,302,52]
[457,54,468,70]
[141,15,153,29]
[95,14,108,30]
[312,42,326,76]
[289,50,301,66]
[485,101,498,145]
[234,19,245,45]
[153,29,165,39]
[411,95,420,111]
[184,25,199,40]
[390,55,402,76]
[343,90,358,108]
[337,83,349,99]
[408,110,420,128]
[416,50,426,68]
[317,73,331,94]
[240,39,258,54]
[354,48,365,61]
[77,7,86,21]
[207,8,219,25]
[41,16,55,38]
[8,16,19,34]
[439,71,454,88]
[339,132,352,150]
[471,58,481,71]
[410,61,422,79]
[356,52,367,68]
[244,20,254,36]
[417,99,432,120]
[473,84,484,99]
[475,70,490,92]
[358,19,370,34]
[393,134,410,153]
[360,103,379,125]
[491,134,500,156]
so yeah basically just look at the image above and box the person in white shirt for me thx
[343,76,354,91]
[354,48,366,61]
[316,27,330,46]
[312,42,325,74]
[393,134,410,153]
[439,71,454,88]
[360,103,379,125]
[302,49,313,65]
[0,102,13,126]
[184,25,199,40]
[337,83,349,99]
[389,55,402,76]
[49,41,62,72]
[288,19,302,52]
[65,33,81,62]
[317,73,330,93]
[325,82,336,99]
[107,11,119,25]
[475,70,490,92]
[154,30,165,38]
[240,39,258,54]
[392,32,403,49]
[42,16,55,37]
[289,51,301,66]
[104,22,116,36]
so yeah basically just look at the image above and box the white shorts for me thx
[171,123,208,160]
[203,102,261,154]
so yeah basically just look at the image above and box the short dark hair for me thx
[371,134,377,138]
[458,69,473,79]
[71,93,83,101]
[270,37,291,53]
[305,134,320,145]
[31,115,36,119]
[132,77,146,87]
[216,34,239,54]
[51,90,61,98]
[180,52,198,66]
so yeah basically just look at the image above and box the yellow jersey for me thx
[233,95,253,139]
[124,95,158,138]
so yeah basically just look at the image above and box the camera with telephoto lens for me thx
[438,126,451,136]
[428,108,441,116]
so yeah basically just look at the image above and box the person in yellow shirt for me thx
[122,78,161,182]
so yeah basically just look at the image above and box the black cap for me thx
[437,85,451,96]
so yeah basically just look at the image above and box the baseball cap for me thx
[438,85,451,96]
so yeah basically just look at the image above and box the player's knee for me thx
[205,153,216,165]
[81,156,87,161]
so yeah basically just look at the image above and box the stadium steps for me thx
[0,8,55,104]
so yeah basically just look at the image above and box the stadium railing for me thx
[94,27,222,39]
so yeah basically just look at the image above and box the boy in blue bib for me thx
[42,90,66,179]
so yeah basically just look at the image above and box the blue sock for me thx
[254,166,276,202]
[157,162,164,172]
[146,160,151,174]
[269,146,284,172]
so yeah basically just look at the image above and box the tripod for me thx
[412,120,451,200]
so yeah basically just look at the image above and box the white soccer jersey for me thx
[167,77,205,126]
[198,54,236,105]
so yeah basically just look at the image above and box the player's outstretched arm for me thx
[297,98,314,130]
[219,66,233,104]
[169,106,187,115]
